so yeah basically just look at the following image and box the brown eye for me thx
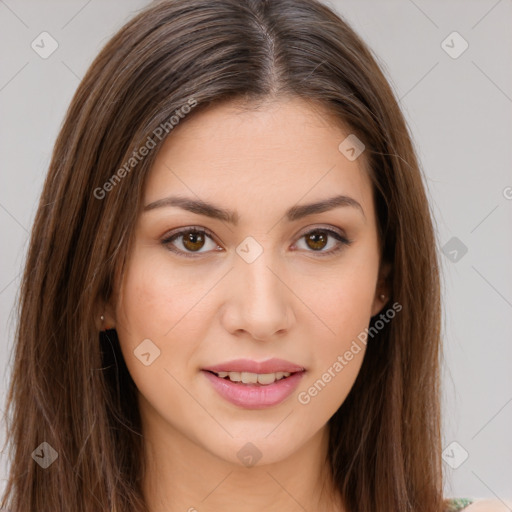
[182,231,206,251]
[295,227,352,257]
[161,226,351,259]
[305,231,329,251]
[161,227,220,257]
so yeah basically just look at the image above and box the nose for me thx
[220,249,294,341]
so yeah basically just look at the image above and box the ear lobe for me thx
[371,261,392,317]
[95,300,116,331]
[371,295,387,318]
[102,302,116,330]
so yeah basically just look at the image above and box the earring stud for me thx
[379,294,386,301]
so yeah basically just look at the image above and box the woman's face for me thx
[108,97,387,466]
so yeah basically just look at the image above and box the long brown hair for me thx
[1,0,447,510]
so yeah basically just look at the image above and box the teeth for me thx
[257,373,277,385]
[215,371,291,384]
[241,372,257,384]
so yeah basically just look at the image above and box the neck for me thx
[140,405,344,512]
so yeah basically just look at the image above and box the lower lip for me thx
[202,370,305,409]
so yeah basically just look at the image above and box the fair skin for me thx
[466,502,512,512]
[102,97,511,512]
[104,96,395,511]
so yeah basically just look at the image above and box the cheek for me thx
[294,252,378,414]
[116,247,210,342]
[306,255,378,341]
[113,249,210,389]
[296,292,369,420]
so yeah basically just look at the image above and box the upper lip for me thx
[202,358,305,374]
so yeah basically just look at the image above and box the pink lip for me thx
[202,370,305,409]
[202,358,305,374]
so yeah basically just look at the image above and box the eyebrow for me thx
[143,194,365,224]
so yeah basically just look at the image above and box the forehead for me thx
[143,97,374,223]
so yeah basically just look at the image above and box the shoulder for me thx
[463,499,512,511]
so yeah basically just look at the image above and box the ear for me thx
[95,298,117,331]
[371,261,392,317]
[95,267,123,331]
[103,301,117,330]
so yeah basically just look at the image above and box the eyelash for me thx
[160,225,353,259]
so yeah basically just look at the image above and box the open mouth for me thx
[202,368,305,408]
[201,358,306,408]
[205,370,295,386]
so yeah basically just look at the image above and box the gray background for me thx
[1,0,511,503]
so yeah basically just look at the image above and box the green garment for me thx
[446,498,475,511]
